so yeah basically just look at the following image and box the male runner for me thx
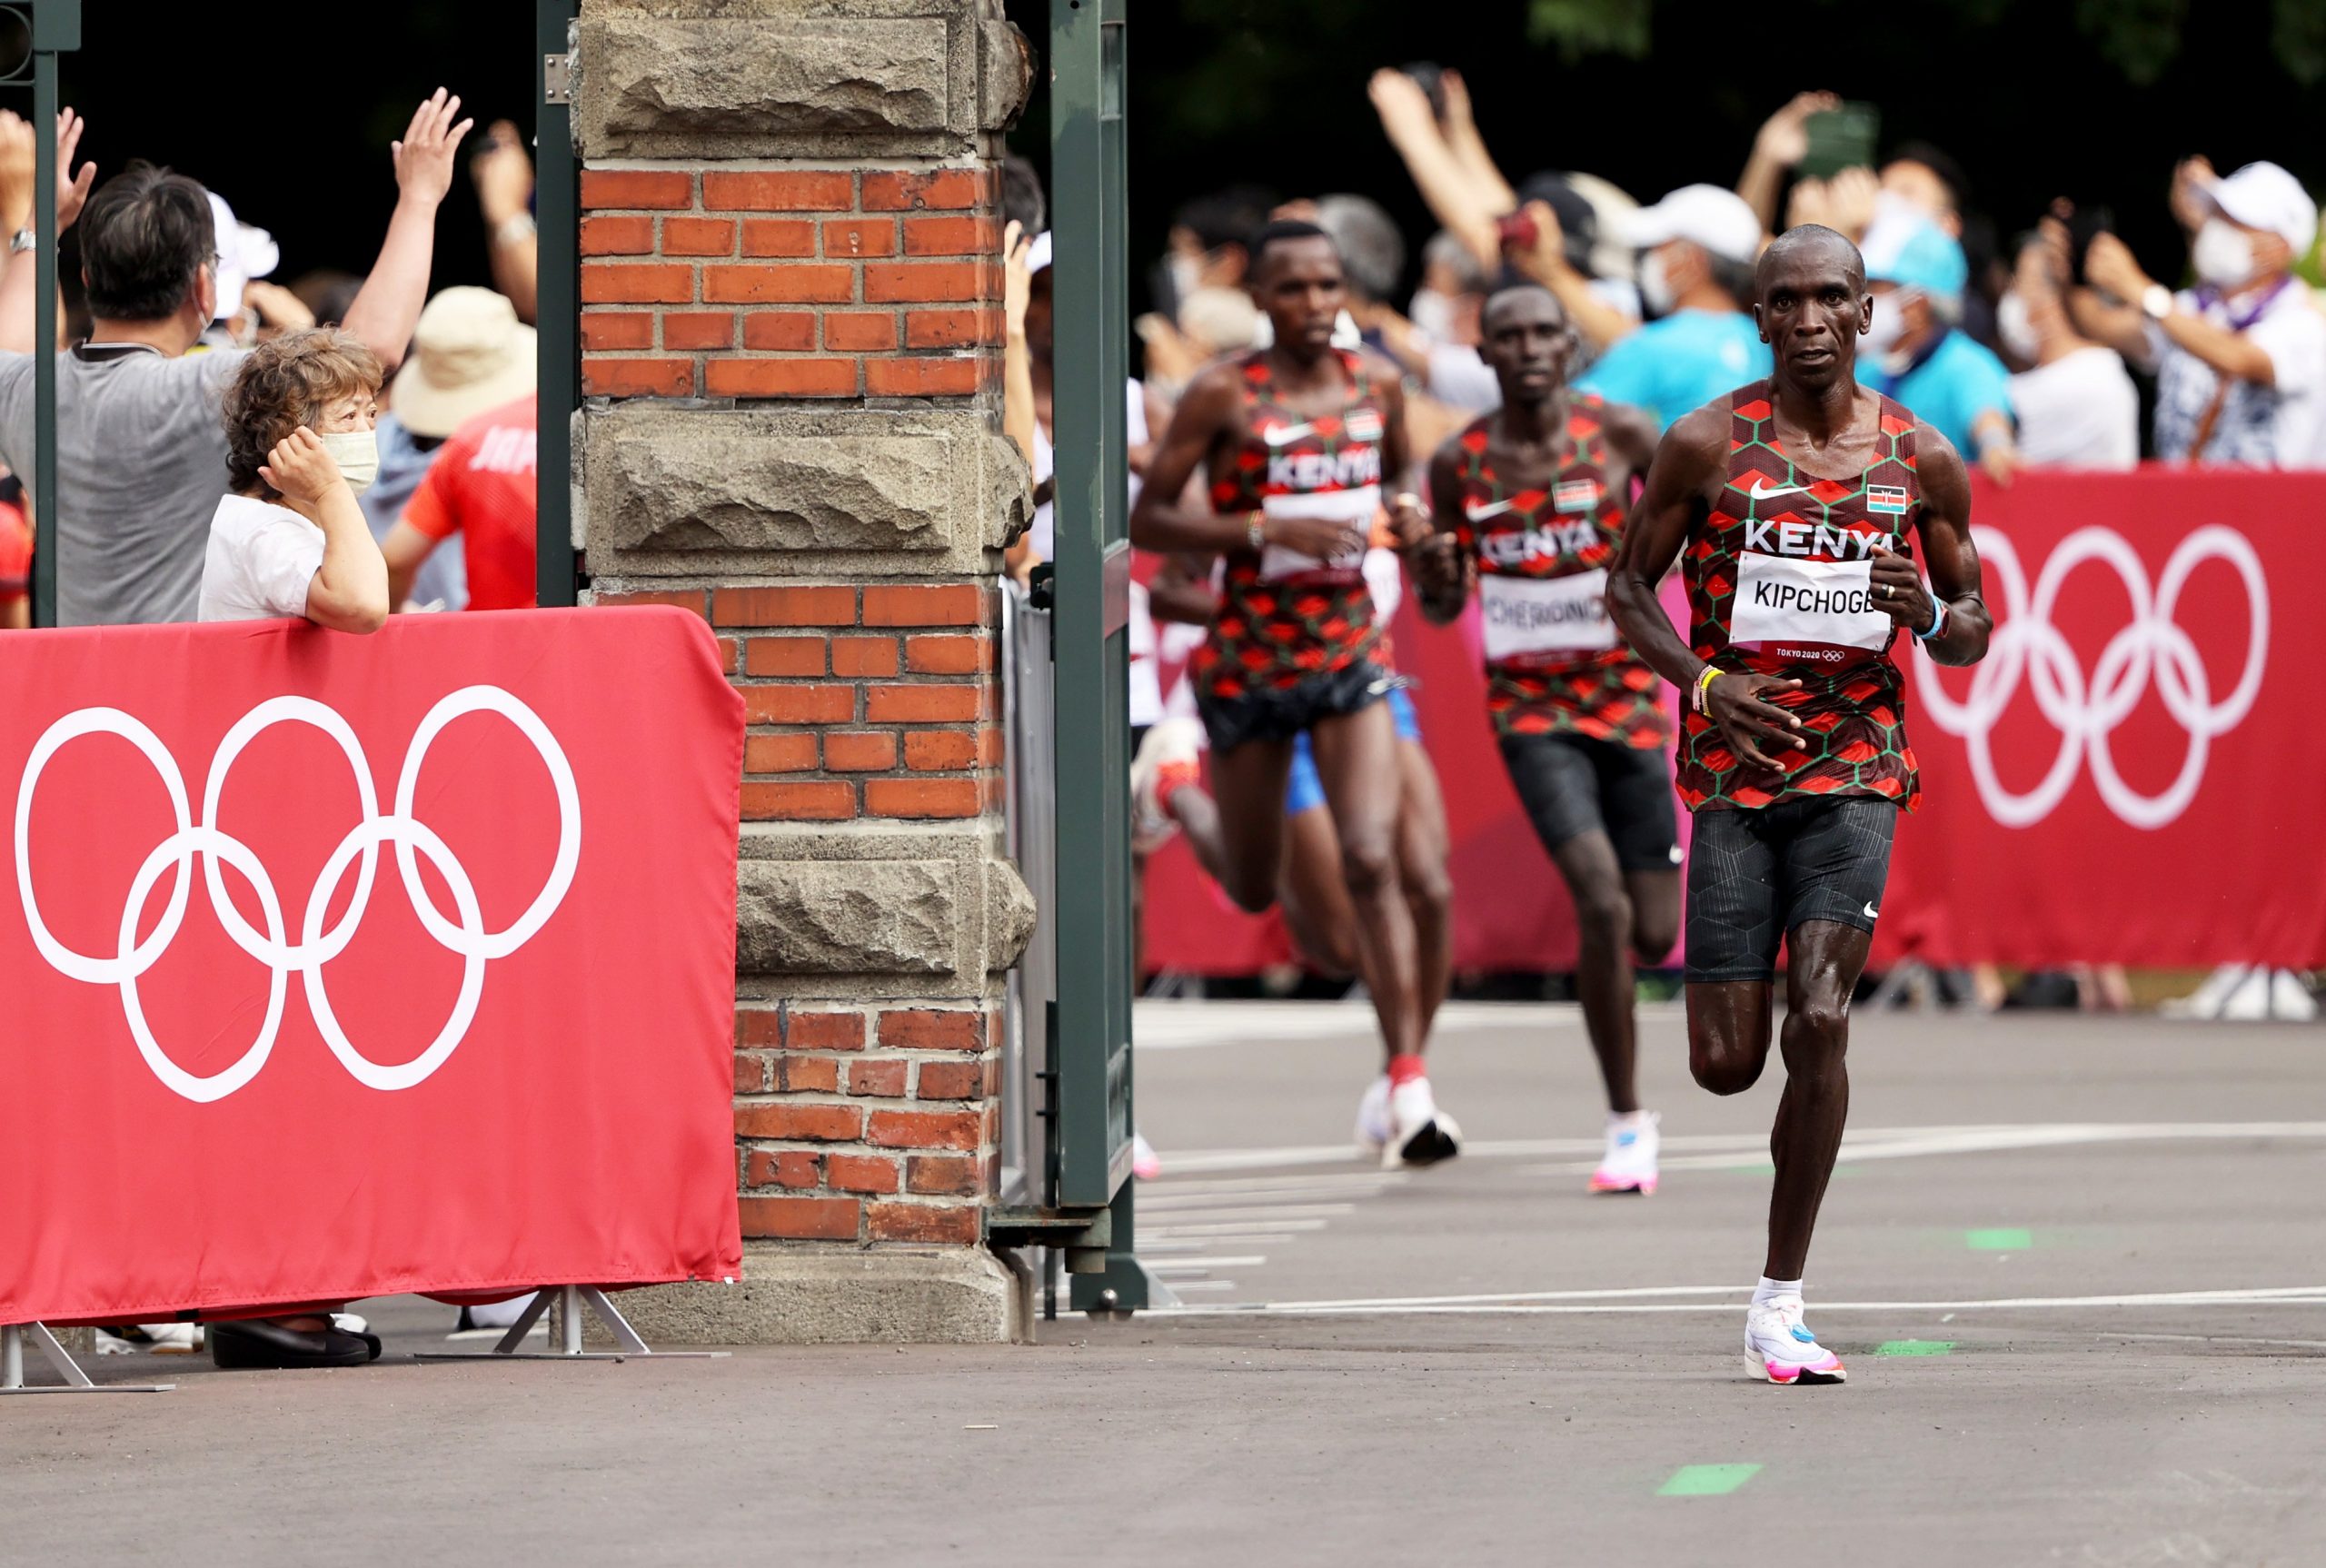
[1607,225,1989,1384]
[1129,219,1458,1166]
[1409,284,1677,1196]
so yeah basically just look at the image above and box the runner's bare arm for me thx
[1600,402,1660,501]
[1369,351,1417,487]
[1412,441,1472,626]
[1609,406,1804,770]
[1871,424,1991,669]
[1128,364,1360,561]
[1128,363,1247,554]
[1148,552,1219,626]
[1606,406,1724,690]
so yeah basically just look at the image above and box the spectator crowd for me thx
[0,89,544,633]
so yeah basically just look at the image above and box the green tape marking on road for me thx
[1657,1464,1763,1497]
[1873,1339,1955,1356]
[1965,1228,2033,1251]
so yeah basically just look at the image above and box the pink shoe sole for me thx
[1587,1173,1657,1195]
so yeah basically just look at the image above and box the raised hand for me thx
[469,118,534,225]
[1754,90,1841,170]
[53,109,93,232]
[392,88,476,208]
[259,426,345,506]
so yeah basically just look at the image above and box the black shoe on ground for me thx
[208,1319,377,1370]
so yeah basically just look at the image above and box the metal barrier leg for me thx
[413,1287,727,1362]
[0,1323,174,1394]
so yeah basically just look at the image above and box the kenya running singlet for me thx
[1454,399,1669,747]
[1193,350,1386,702]
[1678,382,1921,811]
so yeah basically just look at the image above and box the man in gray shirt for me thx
[0,89,475,625]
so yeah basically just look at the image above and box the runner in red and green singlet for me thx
[1610,225,1991,1385]
[1129,219,1461,1167]
[1411,284,1677,1196]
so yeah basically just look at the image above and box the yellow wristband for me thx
[1692,665,1720,714]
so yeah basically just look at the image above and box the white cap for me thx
[2197,162,2318,259]
[1615,184,1764,265]
[206,192,278,323]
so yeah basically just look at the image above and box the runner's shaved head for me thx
[1481,283,1566,333]
[1756,224,1864,296]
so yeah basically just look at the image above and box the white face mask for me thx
[1996,291,2041,362]
[1860,289,1912,358]
[1408,287,1456,342]
[2192,218,2257,289]
[1639,247,1678,316]
[318,429,379,497]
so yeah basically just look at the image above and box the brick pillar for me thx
[572,0,1037,1343]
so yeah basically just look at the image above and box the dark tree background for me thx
[0,5,533,307]
[1003,0,2326,310]
[15,2,2314,317]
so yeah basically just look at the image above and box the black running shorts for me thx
[1497,730,1681,874]
[1684,796,1899,984]
[1196,659,1390,755]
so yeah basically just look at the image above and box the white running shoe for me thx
[1130,719,1203,854]
[1130,1132,1161,1181]
[1382,1075,1461,1168]
[1744,1295,1847,1385]
[1589,1112,1660,1195]
[94,1323,202,1355]
[1353,1075,1391,1157]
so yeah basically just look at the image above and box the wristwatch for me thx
[2141,283,2174,321]
[8,228,34,254]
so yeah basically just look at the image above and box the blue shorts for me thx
[1287,686,1420,816]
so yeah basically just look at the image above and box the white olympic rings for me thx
[1911,524,2267,829]
[14,687,581,1102]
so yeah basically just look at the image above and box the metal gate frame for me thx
[535,0,579,607]
[1047,0,1143,1314]
[22,0,77,630]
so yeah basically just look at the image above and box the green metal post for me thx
[27,2,78,629]
[534,0,579,608]
[1049,0,1142,1313]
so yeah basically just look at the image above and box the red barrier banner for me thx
[1143,470,2326,975]
[0,608,745,1327]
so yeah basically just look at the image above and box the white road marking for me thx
[1154,1285,2326,1319]
[1144,1256,1268,1276]
[1135,1203,1356,1223]
[2096,1331,2326,1351]
[1142,1219,1332,1238]
[1161,1279,1240,1293]
[1164,1121,2326,1176]
[1131,999,1626,1051]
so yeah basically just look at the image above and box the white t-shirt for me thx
[1031,377,1149,562]
[2010,346,2140,469]
[198,493,323,622]
[2150,281,2326,467]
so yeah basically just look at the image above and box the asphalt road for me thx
[5,1002,2323,1567]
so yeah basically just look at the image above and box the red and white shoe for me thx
[1382,1074,1461,1169]
[1744,1295,1847,1384]
[1588,1112,1660,1195]
[1131,719,1203,854]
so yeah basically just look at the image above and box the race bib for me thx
[1258,486,1377,581]
[1479,570,1615,660]
[1729,552,1890,652]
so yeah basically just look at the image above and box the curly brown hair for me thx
[222,328,383,496]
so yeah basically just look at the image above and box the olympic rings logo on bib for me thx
[1911,524,2266,829]
[13,687,581,1103]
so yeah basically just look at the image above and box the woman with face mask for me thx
[1997,235,2138,468]
[199,327,391,633]
[2073,159,2326,467]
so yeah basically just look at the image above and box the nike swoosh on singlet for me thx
[1863,902,1881,920]
[1747,478,1811,500]
[1263,422,1317,447]
[1464,499,1517,521]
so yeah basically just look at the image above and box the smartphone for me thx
[1401,61,1449,122]
[1798,102,1881,181]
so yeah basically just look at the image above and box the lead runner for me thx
[1607,224,1990,1385]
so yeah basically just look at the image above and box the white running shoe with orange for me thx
[1744,1295,1847,1385]
[1130,719,1202,854]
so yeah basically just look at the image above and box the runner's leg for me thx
[1308,699,1422,1063]
[1277,801,1357,976]
[1546,829,1642,1114]
[1394,737,1455,1040]
[1764,918,1871,1279]
[1169,737,1296,913]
